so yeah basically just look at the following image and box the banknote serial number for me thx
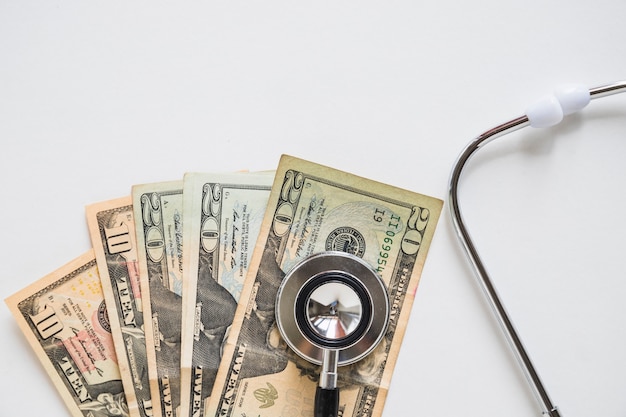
[373,209,401,273]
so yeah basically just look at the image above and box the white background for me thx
[1,2,626,416]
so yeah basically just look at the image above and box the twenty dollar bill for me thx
[133,181,185,417]
[207,155,443,417]
[179,172,273,417]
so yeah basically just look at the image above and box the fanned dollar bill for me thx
[133,181,185,417]
[87,196,155,417]
[178,172,273,417]
[5,251,129,417]
[206,155,443,417]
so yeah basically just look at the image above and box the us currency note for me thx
[206,155,443,417]
[5,250,129,417]
[133,181,185,417]
[86,196,154,417]
[178,172,273,417]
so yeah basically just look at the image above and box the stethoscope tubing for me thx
[448,80,626,417]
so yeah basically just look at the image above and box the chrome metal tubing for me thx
[319,349,339,389]
[589,80,626,99]
[448,115,561,416]
[448,81,626,417]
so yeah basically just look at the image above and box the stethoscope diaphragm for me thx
[275,251,389,417]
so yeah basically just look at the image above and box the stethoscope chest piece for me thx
[275,251,389,417]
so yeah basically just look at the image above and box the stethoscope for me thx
[449,80,626,416]
[275,251,389,417]
[271,80,626,417]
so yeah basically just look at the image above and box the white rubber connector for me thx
[554,84,591,115]
[525,84,590,128]
[526,95,563,128]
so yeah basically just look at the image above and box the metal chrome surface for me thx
[448,81,626,417]
[275,251,389,366]
[306,281,363,340]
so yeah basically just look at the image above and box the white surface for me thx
[1,2,625,416]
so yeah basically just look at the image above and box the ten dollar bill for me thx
[87,196,155,417]
[5,251,129,417]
